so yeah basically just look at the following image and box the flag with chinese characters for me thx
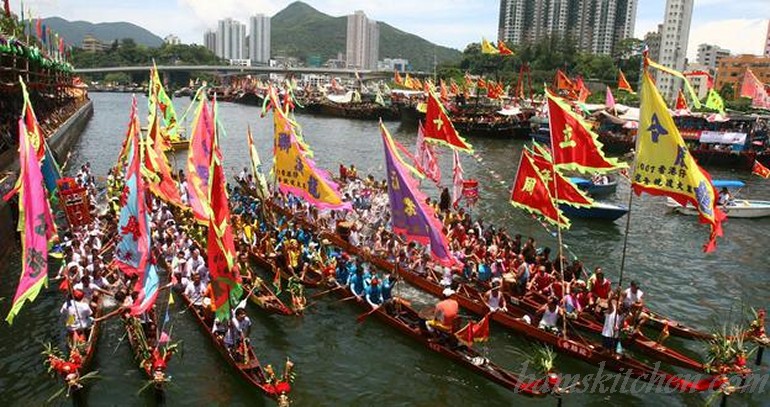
[633,71,725,252]
[456,314,490,347]
[531,144,594,208]
[207,122,243,320]
[115,107,151,277]
[547,90,628,173]
[3,118,57,324]
[510,150,569,228]
[381,122,456,266]
[415,122,441,184]
[617,69,635,94]
[20,79,60,197]
[271,91,349,210]
[752,160,770,179]
[186,96,215,224]
[423,91,473,153]
[144,112,183,207]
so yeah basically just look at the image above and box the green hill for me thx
[271,1,461,71]
[41,17,163,47]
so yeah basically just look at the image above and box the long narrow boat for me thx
[248,249,324,288]
[315,231,728,388]
[243,279,295,316]
[175,288,292,405]
[123,314,170,393]
[308,278,549,397]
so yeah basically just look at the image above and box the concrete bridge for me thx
[73,65,399,79]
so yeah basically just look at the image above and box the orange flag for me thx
[510,150,568,228]
[554,69,574,92]
[618,69,635,94]
[675,90,689,111]
[498,41,513,55]
[394,70,403,85]
[423,91,473,153]
[450,79,459,95]
[477,77,487,89]
[144,113,184,208]
[752,160,770,179]
[546,90,627,173]
[440,80,449,101]
[576,77,591,103]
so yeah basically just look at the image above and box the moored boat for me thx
[568,177,618,198]
[559,201,628,221]
[666,180,770,219]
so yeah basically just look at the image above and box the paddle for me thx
[335,294,359,303]
[311,284,345,299]
[356,305,380,324]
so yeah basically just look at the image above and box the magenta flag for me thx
[381,122,456,266]
[605,86,616,110]
[4,118,57,324]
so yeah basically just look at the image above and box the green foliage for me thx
[270,2,461,71]
[719,83,735,100]
[72,41,222,69]
[450,36,643,94]
[103,72,131,85]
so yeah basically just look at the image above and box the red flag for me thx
[450,79,459,95]
[440,80,449,102]
[36,18,42,39]
[498,41,513,55]
[739,69,770,110]
[617,69,635,94]
[415,122,441,184]
[455,314,491,347]
[576,77,591,103]
[530,145,594,208]
[423,91,473,152]
[394,70,403,85]
[477,77,487,89]
[752,160,770,179]
[510,150,568,228]
[546,90,627,173]
[675,90,689,111]
[554,69,574,92]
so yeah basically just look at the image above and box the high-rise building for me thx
[656,0,694,102]
[346,10,379,70]
[643,24,662,61]
[764,20,770,58]
[249,14,271,65]
[216,18,246,61]
[204,30,217,54]
[696,44,730,74]
[496,0,637,55]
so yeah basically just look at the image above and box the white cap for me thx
[442,288,455,297]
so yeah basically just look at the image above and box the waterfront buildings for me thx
[164,34,181,45]
[215,18,246,61]
[655,0,694,102]
[346,10,379,70]
[204,30,217,54]
[644,25,662,61]
[497,0,638,55]
[696,44,730,75]
[715,54,770,99]
[249,14,271,65]
[81,35,109,52]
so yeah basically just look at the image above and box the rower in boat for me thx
[224,308,253,363]
[621,281,648,336]
[365,276,384,308]
[347,266,366,298]
[536,297,563,333]
[61,290,94,339]
[183,273,209,311]
[601,297,622,354]
[587,267,612,313]
[483,281,508,313]
[528,265,553,297]
[427,289,460,341]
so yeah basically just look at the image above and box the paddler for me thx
[536,296,563,333]
[483,280,508,313]
[622,281,648,336]
[60,290,94,336]
[587,267,612,312]
[365,276,384,308]
[601,297,622,354]
[429,288,460,335]
[224,308,252,361]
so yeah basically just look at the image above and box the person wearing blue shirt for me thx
[365,277,384,307]
[477,260,492,282]
[381,274,396,302]
[348,268,365,297]
[335,257,350,284]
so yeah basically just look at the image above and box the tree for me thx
[103,72,131,85]
[719,83,735,101]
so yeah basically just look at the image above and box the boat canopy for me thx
[712,180,746,189]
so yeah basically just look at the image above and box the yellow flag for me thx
[481,38,500,54]
[705,89,725,115]
[632,71,725,252]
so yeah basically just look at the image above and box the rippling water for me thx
[1,92,768,406]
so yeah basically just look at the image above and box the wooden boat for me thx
[568,177,618,198]
[243,279,295,316]
[248,249,324,288]
[232,91,265,107]
[123,315,170,392]
[308,230,726,391]
[317,100,399,121]
[176,288,292,405]
[559,202,628,221]
[309,278,549,397]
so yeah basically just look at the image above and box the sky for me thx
[25,0,770,59]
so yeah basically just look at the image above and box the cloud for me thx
[687,19,767,59]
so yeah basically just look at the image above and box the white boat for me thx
[666,198,770,218]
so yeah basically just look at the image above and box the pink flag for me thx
[4,118,56,324]
[605,86,616,110]
[452,150,464,208]
[159,331,170,344]
[740,69,770,110]
[415,122,441,184]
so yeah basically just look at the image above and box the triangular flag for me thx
[510,150,569,228]
[605,86,616,110]
[423,91,473,153]
[497,41,513,55]
[752,160,770,179]
[481,38,500,54]
[617,69,635,94]
[675,90,689,112]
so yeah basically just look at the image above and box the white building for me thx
[164,34,181,45]
[204,30,217,54]
[684,63,711,100]
[216,18,246,60]
[656,0,694,103]
[696,44,730,74]
[229,59,252,67]
[378,58,409,72]
[497,0,638,55]
[249,14,271,65]
[346,10,379,70]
